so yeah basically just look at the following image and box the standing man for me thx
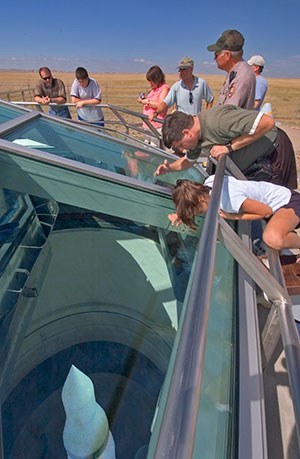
[154,107,297,190]
[247,55,268,110]
[71,67,104,126]
[34,67,71,119]
[207,30,256,110]
[150,57,214,120]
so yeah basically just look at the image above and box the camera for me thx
[139,92,145,100]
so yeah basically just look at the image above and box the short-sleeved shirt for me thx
[143,83,170,128]
[255,75,268,110]
[204,175,291,213]
[70,78,104,122]
[218,60,256,110]
[34,78,67,100]
[186,104,278,172]
[164,76,214,115]
[34,78,69,115]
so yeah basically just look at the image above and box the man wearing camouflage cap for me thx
[207,29,256,110]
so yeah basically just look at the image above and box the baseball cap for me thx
[247,55,265,67]
[177,57,194,69]
[207,30,245,52]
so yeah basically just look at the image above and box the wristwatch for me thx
[226,142,233,153]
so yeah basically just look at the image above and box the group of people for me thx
[34,66,104,125]
[148,29,300,262]
[33,28,300,261]
[137,30,268,146]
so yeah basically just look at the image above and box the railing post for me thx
[152,155,227,459]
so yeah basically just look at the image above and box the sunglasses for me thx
[42,76,51,81]
[189,91,193,104]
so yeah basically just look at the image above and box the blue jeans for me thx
[78,114,104,127]
[49,106,72,119]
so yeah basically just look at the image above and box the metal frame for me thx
[152,155,227,458]
[237,222,268,459]
[10,101,165,147]
[1,100,300,457]
[151,156,300,458]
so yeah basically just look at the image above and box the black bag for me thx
[243,156,273,182]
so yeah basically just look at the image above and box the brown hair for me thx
[75,67,89,79]
[146,65,165,86]
[172,180,211,228]
[162,111,194,148]
[39,67,52,76]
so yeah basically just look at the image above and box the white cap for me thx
[247,55,265,67]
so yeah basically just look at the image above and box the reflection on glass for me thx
[0,100,235,458]
[0,104,26,124]
[0,194,200,458]
[3,115,204,188]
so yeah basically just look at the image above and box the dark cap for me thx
[207,30,245,52]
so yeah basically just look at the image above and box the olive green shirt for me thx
[186,105,277,172]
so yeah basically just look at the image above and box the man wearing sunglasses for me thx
[34,67,71,119]
[207,30,256,110]
[150,57,214,121]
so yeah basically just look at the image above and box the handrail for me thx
[265,246,300,448]
[153,155,227,459]
[215,157,300,448]
[218,218,300,449]
[4,98,300,453]
[10,101,165,146]
[151,152,300,456]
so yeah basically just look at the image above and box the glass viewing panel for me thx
[2,115,204,187]
[0,100,235,458]
[0,103,28,125]
[0,184,235,459]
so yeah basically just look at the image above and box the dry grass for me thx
[0,70,300,127]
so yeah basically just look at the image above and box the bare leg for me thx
[263,208,300,251]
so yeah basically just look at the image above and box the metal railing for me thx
[153,155,227,458]
[152,155,300,458]
[9,101,165,148]
[2,99,300,455]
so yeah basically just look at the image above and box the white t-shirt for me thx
[70,78,104,122]
[204,175,291,213]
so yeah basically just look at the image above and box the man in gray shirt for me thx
[207,30,255,110]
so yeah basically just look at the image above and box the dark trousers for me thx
[269,127,298,189]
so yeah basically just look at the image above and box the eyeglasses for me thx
[214,51,225,59]
[189,91,193,104]
[214,50,229,60]
[42,76,51,81]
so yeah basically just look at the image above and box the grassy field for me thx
[0,70,300,127]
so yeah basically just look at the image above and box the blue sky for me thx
[1,0,299,78]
